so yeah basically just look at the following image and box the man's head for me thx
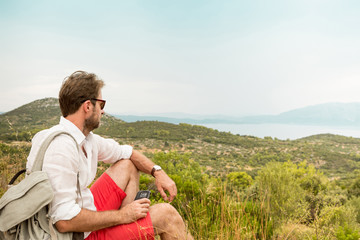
[59,71,105,117]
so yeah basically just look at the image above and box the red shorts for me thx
[85,172,155,240]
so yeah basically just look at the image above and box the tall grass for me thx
[0,142,29,196]
[172,181,273,239]
[2,144,360,239]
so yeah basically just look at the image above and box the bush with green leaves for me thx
[336,224,360,240]
[346,197,360,224]
[313,205,359,239]
[252,161,310,224]
[140,151,274,239]
[227,171,253,191]
[348,176,360,198]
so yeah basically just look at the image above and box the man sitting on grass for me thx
[27,70,193,240]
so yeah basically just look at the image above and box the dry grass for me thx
[0,141,29,196]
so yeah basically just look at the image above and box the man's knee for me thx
[153,203,177,214]
[107,159,138,175]
[105,159,139,189]
[150,203,188,238]
[150,203,183,227]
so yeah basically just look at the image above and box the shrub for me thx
[336,224,360,240]
[253,161,309,225]
[227,171,253,191]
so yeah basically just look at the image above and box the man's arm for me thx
[55,198,150,233]
[130,150,177,202]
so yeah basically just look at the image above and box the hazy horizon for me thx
[1,1,360,116]
[3,97,360,120]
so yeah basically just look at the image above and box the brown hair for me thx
[59,70,105,117]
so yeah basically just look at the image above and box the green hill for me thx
[1,98,360,178]
[0,97,264,147]
[3,98,360,239]
[0,98,123,141]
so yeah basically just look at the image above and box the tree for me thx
[227,171,253,190]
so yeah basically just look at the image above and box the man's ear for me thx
[82,100,92,113]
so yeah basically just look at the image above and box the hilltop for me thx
[239,102,360,126]
[1,98,360,178]
[0,98,123,141]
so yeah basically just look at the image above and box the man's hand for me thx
[154,170,177,202]
[55,198,151,233]
[118,198,151,224]
[128,150,177,202]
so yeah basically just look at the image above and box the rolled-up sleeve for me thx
[43,135,81,223]
[93,134,133,164]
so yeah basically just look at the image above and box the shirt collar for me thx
[59,116,87,145]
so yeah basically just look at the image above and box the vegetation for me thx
[2,98,360,238]
[3,145,360,239]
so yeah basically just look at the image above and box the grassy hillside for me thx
[3,98,360,238]
[0,98,123,141]
[1,98,360,178]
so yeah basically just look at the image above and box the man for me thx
[26,71,193,240]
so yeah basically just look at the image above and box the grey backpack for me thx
[0,131,83,240]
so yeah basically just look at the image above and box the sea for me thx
[198,123,360,140]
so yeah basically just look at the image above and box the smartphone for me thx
[134,190,151,200]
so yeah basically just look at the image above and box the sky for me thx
[1,0,360,117]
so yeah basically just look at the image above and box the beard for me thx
[84,111,100,132]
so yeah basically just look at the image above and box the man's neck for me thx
[65,115,90,136]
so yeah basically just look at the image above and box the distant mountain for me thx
[116,102,360,126]
[2,99,360,142]
[279,102,360,125]
[238,102,360,126]
[113,115,238,124]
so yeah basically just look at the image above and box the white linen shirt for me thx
[26,117,133,237]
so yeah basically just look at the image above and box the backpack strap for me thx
[31,131,79,172]
[8,169,26,186]
[33,130,84,205]
[8,131,80,187]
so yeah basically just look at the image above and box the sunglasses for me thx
[81,98,106,109]
[91,98,106,110]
